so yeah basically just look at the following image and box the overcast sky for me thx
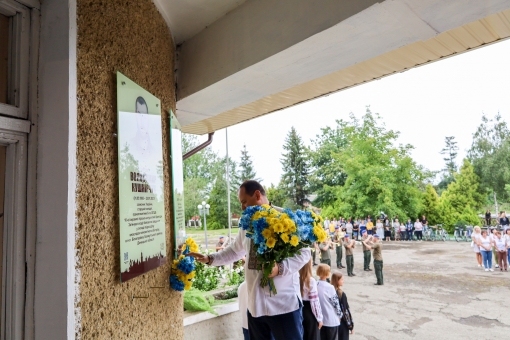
[189,38,510,188]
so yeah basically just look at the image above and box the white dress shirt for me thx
[209,228,311,317]
[237,281,249,329]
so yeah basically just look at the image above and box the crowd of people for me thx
[321,215,430,242]
[471,213,510,272]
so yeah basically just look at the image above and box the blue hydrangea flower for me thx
[170,274,184,291]
[177,256,196,274]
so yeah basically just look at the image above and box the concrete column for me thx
[36,0,77,338]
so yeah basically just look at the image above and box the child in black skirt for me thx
[331,272,354,339]
[299,259,323,340]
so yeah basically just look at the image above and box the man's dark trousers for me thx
[374,260,384,285]
[312,249,317,264]
[363,250,371,270]
[346,255,354,275]
[320,258,331,267]
[248,304,303,340]
[336,245,343,267]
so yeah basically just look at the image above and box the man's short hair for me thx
[239,180,266,196]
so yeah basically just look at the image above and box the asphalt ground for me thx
[330,240,510,339]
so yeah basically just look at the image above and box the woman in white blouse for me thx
[471,226,482,268]
[375,219,384,239]
[414,219,423,241]
[494,231,508,271]
[477,230,493,272]
[299,259,323,340]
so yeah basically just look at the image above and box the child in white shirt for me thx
[316,264,342,340]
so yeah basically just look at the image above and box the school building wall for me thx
[75,0,181,338]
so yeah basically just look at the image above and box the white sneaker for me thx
[485,268,489,272]
[496,265,500,268]
[478,264,482,267]
[489,269,494,272]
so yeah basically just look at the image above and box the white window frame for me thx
[0,1,30,119]
[0,116,29,340]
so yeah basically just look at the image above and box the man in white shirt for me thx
[238,281,250,340]
[187,180,310,340]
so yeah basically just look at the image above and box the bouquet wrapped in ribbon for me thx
[239,204,327,295]
[170,237,199,291]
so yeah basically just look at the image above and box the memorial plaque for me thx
[117,72,167,282]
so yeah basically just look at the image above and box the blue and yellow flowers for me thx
[170,237,199,291]
[239,204,327,295]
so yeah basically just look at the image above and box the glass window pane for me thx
[0,14,9,104]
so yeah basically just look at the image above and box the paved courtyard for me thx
[185,240,510,340]
[340,240,509,339]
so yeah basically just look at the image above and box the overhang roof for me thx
[152,0,510,135]
[180,7,510,135]
[152,0,247,44]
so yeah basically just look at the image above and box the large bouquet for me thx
[170,237,199,291]
[239,204,327,295]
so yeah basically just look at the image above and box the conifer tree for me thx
[438,136,459,190]
[421,184,440,225]
[238,144,260,184]
[441,159,484,213]
[280,127,310,207]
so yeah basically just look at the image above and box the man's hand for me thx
[267,262,279,278]
[186,252,210,264]
[350,329,355,335]
[318,322,323,329]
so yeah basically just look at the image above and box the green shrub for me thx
[208,222,224,230]
[193,261,222,291]
[183,289,217,315]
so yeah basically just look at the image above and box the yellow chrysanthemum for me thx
[289,224,297,233]
[290,235,299,247]
[280,233,290,243]
[262,228,273,239]
[259,210,269,217]
[253,211,263,220]
[275,222,286,233]
[261,204,271,209]
[266,237,277,248]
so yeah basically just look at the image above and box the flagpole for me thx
[226,129,232,240]
[226,128,232,272]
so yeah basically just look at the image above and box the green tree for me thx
[325,108,428,220]
[280,127,310,207]
[441,159,484,214]
[308,123,348,207]
[266,183,286,208]
[437,197,456,231]
[468,113,510,212]
[421,184,440,225]
[438,136,459,190]
[207,157,242,230]
[237,144,260,184]
[182,134,222,183]
[183,177,207,222]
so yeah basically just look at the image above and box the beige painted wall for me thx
[76,0,181,338]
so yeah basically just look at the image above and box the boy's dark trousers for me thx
[374,260,384,285]
[336,245,343,267]
[363,250,371,270]
[346,255,354,275]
